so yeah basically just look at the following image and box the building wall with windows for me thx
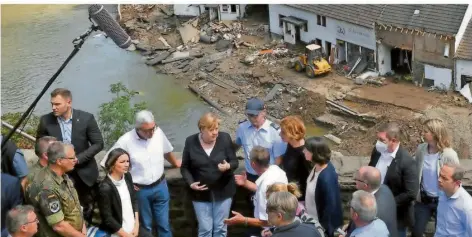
[219,4,246,21]
[268,4,376,66]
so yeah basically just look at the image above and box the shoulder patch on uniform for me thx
[270,122,280,130]
[48,200,60,213]
[239,119,248,124]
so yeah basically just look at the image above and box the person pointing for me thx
[181,112,239,237]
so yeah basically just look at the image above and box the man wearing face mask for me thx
[368,122,418,237]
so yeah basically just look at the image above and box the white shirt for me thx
[422,152,440,197]
[254,165,288,220]
[108,175,135,235]
[435,186,472,237]
[375,144,399,184]
[100,128,173,185]
[305,168,321,220]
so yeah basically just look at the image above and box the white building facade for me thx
[268,4,376,68]
[174,4,246,21]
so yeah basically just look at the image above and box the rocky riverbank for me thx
[117,4,472,159]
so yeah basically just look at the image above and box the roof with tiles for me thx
[456,18,472,60]
[285,4,468,36]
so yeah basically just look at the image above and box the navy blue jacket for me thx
[314,162,343,237]
[1,173,23,237]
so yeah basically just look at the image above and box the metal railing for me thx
[1,121,36,142]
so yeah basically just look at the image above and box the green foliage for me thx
[98,82,146,149]
[1,112,39,149]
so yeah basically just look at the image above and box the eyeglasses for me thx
[140,126,156,133]
[24,218,39,225]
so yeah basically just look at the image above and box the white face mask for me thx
[375,140,388,153]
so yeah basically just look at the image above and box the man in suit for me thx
[36,88,104,221]
[368,122,418,237]
[346,166,398,237]
[1,173,23,237]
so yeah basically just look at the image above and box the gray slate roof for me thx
[456,18,472,60]
[286,4,468,36]
[287,4,384,29]
[377,5,468,36]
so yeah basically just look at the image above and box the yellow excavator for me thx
[292,44,331,78]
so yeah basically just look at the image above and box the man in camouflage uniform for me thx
[23,136,57,193]
[25,141,86,237]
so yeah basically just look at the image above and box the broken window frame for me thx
[279,14,285,27]
[285,23,292,34]
[221,4,229,12]
[304,22,308,32]
[230,4,237,13]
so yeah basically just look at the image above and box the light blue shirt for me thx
[350,218,390,237]
[235,119,287,175]
[0,136,29,178]
[57,112,73,144]
[435,186,472,237]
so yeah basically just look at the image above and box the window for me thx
[279,14,285,27]
[304,22,308,32]
[315,38,322,46]
[317,15,326,27]
[285,23,291,34]
[221,5,229,12]
[230,4,237,13]
[205,7,209,11]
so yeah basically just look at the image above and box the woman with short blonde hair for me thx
[181,112,238,237]
[412,118,460,237]
[277,115,310,201]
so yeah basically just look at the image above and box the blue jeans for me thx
[193,197,232,237]
[412,202,437,237]
[137,180,172,237]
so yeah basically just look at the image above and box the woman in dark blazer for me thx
[97,148,152,237]
[180,112,238,237]
[303,136,343,237]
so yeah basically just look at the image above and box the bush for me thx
[98,82,147,149]
[1,112,39,149]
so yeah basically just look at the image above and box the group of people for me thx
[1,87,471,237]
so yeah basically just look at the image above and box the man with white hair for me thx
[100,110,181,237]
[5,205,38,237]
[343,190,389,237]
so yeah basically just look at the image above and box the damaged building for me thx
[455,16,472,94]
[268,4,382,70]
[376,5,470,90]
[174,4,247,21]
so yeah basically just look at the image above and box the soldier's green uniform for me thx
[26,167,83,237]
[24,161,46,194]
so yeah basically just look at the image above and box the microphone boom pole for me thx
[1,25,98,149]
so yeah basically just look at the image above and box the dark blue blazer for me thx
[1,173,23,237]
[313,162,343,237]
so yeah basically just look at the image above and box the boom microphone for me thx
[88,4,132,49]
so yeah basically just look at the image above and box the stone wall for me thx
[21,150,472,237]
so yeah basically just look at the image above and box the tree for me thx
[98,82,146,148]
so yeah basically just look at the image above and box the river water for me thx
[1,4,210,150]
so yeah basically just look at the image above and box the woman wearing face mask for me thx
[180,112,238,237]
[95,148,152,237]
[303,136,343,237]
[411,119,459,237]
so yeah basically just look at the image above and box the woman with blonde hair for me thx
[412,118,460,237]
[180,112,238,237]
[266,182,304,215]
[277,116,310,201]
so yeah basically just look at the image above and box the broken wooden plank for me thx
[188,85,229,115]
[243,42,255,47]
[264,84,283,102]
[145,51,171,66]
[158,36,171,48]
[324,134,342,145]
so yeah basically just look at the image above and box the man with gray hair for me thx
[100,110,181,237]
[345,166,397,237]
[265,191,321,237]
[25,141,86,237]
[5,205,38,237]
[23,136,57,192]
[343,190,389,237]
[435,163,472,237]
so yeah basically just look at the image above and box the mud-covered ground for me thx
[119,4,472,158]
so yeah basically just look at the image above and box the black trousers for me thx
[69,172,97,222]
